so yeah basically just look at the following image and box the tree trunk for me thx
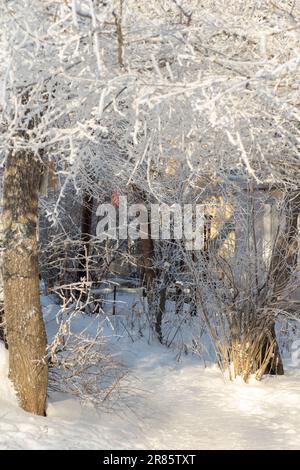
[260,323,284,376]
[263,191,300,376]
[0,213,7,347]
[140,237,155,291]
[155,285,166,343]
[0,307,7,348]
[270,192,300,296]
[77,192,93,282]
[140,229,166,342]
[2,150,48,415]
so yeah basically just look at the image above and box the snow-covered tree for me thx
[1,0,300,412]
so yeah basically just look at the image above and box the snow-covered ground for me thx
[1,295,300,450]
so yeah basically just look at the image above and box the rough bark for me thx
[0,307,7,348]
[2,150,48,415]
